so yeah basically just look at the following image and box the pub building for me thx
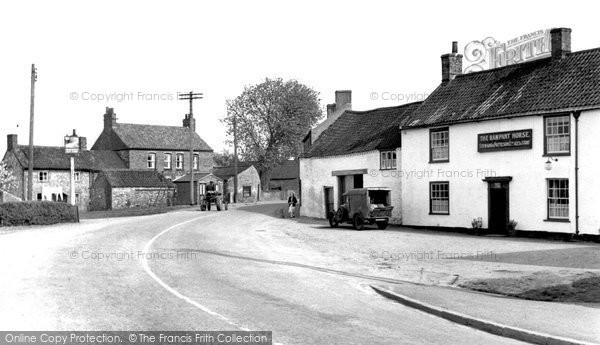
[400,28,600,237]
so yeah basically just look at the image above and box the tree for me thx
[223,78,322,190]
[0,161,16,193]
[213,150,236,167]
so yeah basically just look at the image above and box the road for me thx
[0,203,527,344]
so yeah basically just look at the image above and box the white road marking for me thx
[140,214,252,331]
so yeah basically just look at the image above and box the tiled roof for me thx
[405,48,600,128]
[102,170,175,188]
[302,102,422,158]
[270,160,299,180]
[14,146,126,171]
[91,123,213,151]
[211,165,253,180]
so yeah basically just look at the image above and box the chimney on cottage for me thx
[104,107,117,129]
[441,41,463,82]
[550,28,571,60]
[183,113,196,132]
[326,90,352,119]
[79,136,87,150]
[7,134,18,151]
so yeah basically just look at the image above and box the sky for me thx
[1,0,598,155]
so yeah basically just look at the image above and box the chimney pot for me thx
[550,28,571,60]
[452,41,458,54]
[7,134,18,151]
[326,104,336,118]
[334,90,352,109]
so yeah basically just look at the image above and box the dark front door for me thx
[488,181,509,234]
[324,187,334,217]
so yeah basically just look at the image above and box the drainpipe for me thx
[573,111,580,236]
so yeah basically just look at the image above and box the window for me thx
[164,153,172,170]
[380,150,397,170]
[545,115,570,155]
[75,193,81,204]
[74,172,80,182]
[547,179,569,220]
[38,171,48,182]
[176,153,184,170]
[147,153,156,169]
[193,154,199,170]
[430,182,449,215]
[353,174,363,189]
[430,128,449,162]
[243,186,252,197]
[36,193,42,201]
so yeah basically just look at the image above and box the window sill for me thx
[544,218,570,223]
[429,160,449,164]
[379,168,397,171]
[429,212,450,216]
[543,153,570,157]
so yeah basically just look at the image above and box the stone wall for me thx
[1,151,25,199]
[23,170,93,211]
[111,187,175,209]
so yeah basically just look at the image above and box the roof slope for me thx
[211,165,253,179]
[302,102,422,158]
[102,170,175,188]
[405,48,600,128]
[91,123,213,151]
[270,160,299,180]
[14,146,126,171]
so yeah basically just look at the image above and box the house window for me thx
[75,193,81,204]
[176,153,184,170]
[243,186,252,197]
[193,154,199,170]
[38,171,48,182]
[547,179,569,220]
[380,150,397,170]
[74,172,80,182]
[430,181,449,215]
[37,193,42,201]
[164,153,172,170]
[353,174,363,189]
[147,153,156,169]
[430,128,449,162]
[545,115,570,155]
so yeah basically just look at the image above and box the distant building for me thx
[2,133,126,210]
[212,164,261,203]
[89,170,175,210]
[172,172,223,205]
[91,107,214,181]
[268,159,300,197]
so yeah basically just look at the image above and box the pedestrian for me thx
[288,192,298,218]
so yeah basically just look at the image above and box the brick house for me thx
[91,107,214,180]
[89,170,175,210]
[2,134,126,210]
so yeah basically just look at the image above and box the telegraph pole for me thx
[178,91,203,205]
[233,112,238,203]
[27,64,37,201]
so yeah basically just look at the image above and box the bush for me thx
[0,201,79,226]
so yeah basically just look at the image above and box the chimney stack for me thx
[550,28,571,60]
[79,137,87,151]
[327,90,352,119]
[7,134,18,151]
[104,107,117,129]
[183,113,196,132]
[441,41,463,82]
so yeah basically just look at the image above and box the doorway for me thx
[486,178,511,234]
[324,187,334,218]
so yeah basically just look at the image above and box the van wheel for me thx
[353,214,365,230]
[328,213,339,228]
[376,221,388,230]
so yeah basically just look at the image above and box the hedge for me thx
[0,201,79,226]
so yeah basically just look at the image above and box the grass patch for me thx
[461,273,600,303]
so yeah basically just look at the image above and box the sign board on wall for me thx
[478,129,533,152]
